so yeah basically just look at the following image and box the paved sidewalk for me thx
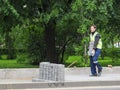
[0,73,120,83]
[0,67,120,89]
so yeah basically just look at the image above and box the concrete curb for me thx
[0,81,120,89]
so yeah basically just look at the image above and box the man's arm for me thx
[93,34,101,49]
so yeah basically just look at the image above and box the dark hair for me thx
[91,25,97,29]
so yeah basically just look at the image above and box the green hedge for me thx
[103,48,120,62]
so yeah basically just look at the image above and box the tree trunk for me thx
[44,19,58,63]
[111,39,114,47]
[60,45,66,64]
[60,39,70,64]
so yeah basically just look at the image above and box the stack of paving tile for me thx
[39,62,65,82]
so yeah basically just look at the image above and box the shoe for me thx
[98,69,102,76]
[89,74,97,77]
[97,73,101,76]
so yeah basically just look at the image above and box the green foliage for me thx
[10,18,45,64]
[0,0,120,65]
[16,53,28,64]
[105,48,120,62]
[0,54,7,59]
[0,0,19,17]
[27,25,45,64]
[10,24,29,50]
[65,56,120,67]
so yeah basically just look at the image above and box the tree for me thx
[1,0,119,65]
[0,0,19,59]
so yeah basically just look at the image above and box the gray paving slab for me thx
[0,67,120,89]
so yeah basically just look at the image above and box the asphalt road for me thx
[13,86,120,90]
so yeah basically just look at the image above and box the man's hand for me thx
[92,49,95,56]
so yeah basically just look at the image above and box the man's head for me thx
[90,25,96,33]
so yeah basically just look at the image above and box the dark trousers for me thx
[90,49,102,75]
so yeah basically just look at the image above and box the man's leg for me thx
[96,63,102,76]
[93,49,102,76]
[90,56,97,75]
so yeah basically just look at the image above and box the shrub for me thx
[105,48,120,62]
[16,53,28,64]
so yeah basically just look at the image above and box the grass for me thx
[0,60,38,68]
[65,56,81,64]
[65,56,89,67]
[0,54,38,68]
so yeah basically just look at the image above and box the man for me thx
[88,25,102,76]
